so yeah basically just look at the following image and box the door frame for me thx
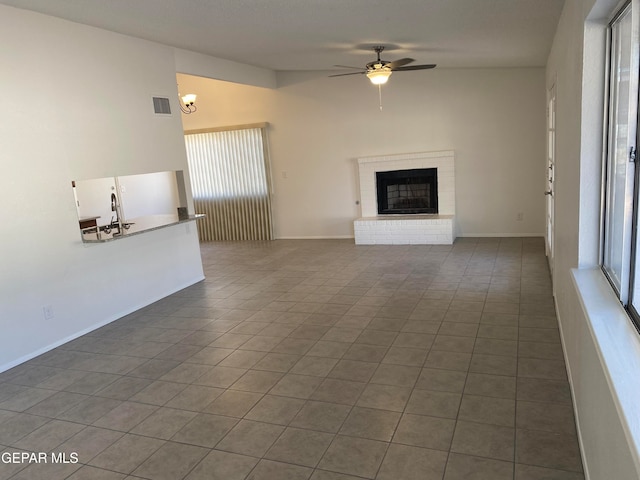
[546,82,557,277]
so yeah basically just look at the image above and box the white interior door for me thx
[545,84,556,274]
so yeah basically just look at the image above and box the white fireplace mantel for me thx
[357,150,455,217]
[354,150,456,245]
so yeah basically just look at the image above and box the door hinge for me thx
[630,146,637,162]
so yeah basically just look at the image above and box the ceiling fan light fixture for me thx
[367,69,392,85]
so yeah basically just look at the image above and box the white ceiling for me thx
[1,0,564,71]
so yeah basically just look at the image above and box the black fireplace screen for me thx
[376,168,438,214]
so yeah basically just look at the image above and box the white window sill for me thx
[571,267,640,465]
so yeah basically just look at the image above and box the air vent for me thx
[152,97,171,115]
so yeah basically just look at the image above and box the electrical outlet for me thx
[516,212,524,221]
[43,305,54,320]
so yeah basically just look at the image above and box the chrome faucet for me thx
[110,193,122,235]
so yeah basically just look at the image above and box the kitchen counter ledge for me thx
[81,214,204,243]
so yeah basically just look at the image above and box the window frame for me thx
[601,0,640,334]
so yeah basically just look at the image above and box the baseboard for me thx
[275,235,354,240]
[456,233,545,237]
[275,234,544,240]
[0,275,205,374]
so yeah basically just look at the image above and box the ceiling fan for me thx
[329,46,436,85]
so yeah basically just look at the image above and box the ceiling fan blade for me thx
[392,64,437,71]
[333,64,365,70]
[387,58,414,69]
[328,71,366,77]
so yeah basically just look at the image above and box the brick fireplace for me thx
[354,150,456,244]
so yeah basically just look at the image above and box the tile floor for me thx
[0,238,584,479]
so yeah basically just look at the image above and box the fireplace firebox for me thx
[376,168,438,214]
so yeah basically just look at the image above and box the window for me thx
[184,124,274,241]
[602,0,640,331]
[185,127,270,200]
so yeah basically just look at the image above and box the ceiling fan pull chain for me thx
[378,84,383,111]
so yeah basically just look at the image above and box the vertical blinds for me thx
[184,125,273,241]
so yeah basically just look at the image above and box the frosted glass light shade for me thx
[181,93,197,105]
[367,70,391,85]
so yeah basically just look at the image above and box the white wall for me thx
[177,68,546,239]
[547,0,640,477]
[174,48,277,89]
[0,5,204,371]
[119,171,181,219]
